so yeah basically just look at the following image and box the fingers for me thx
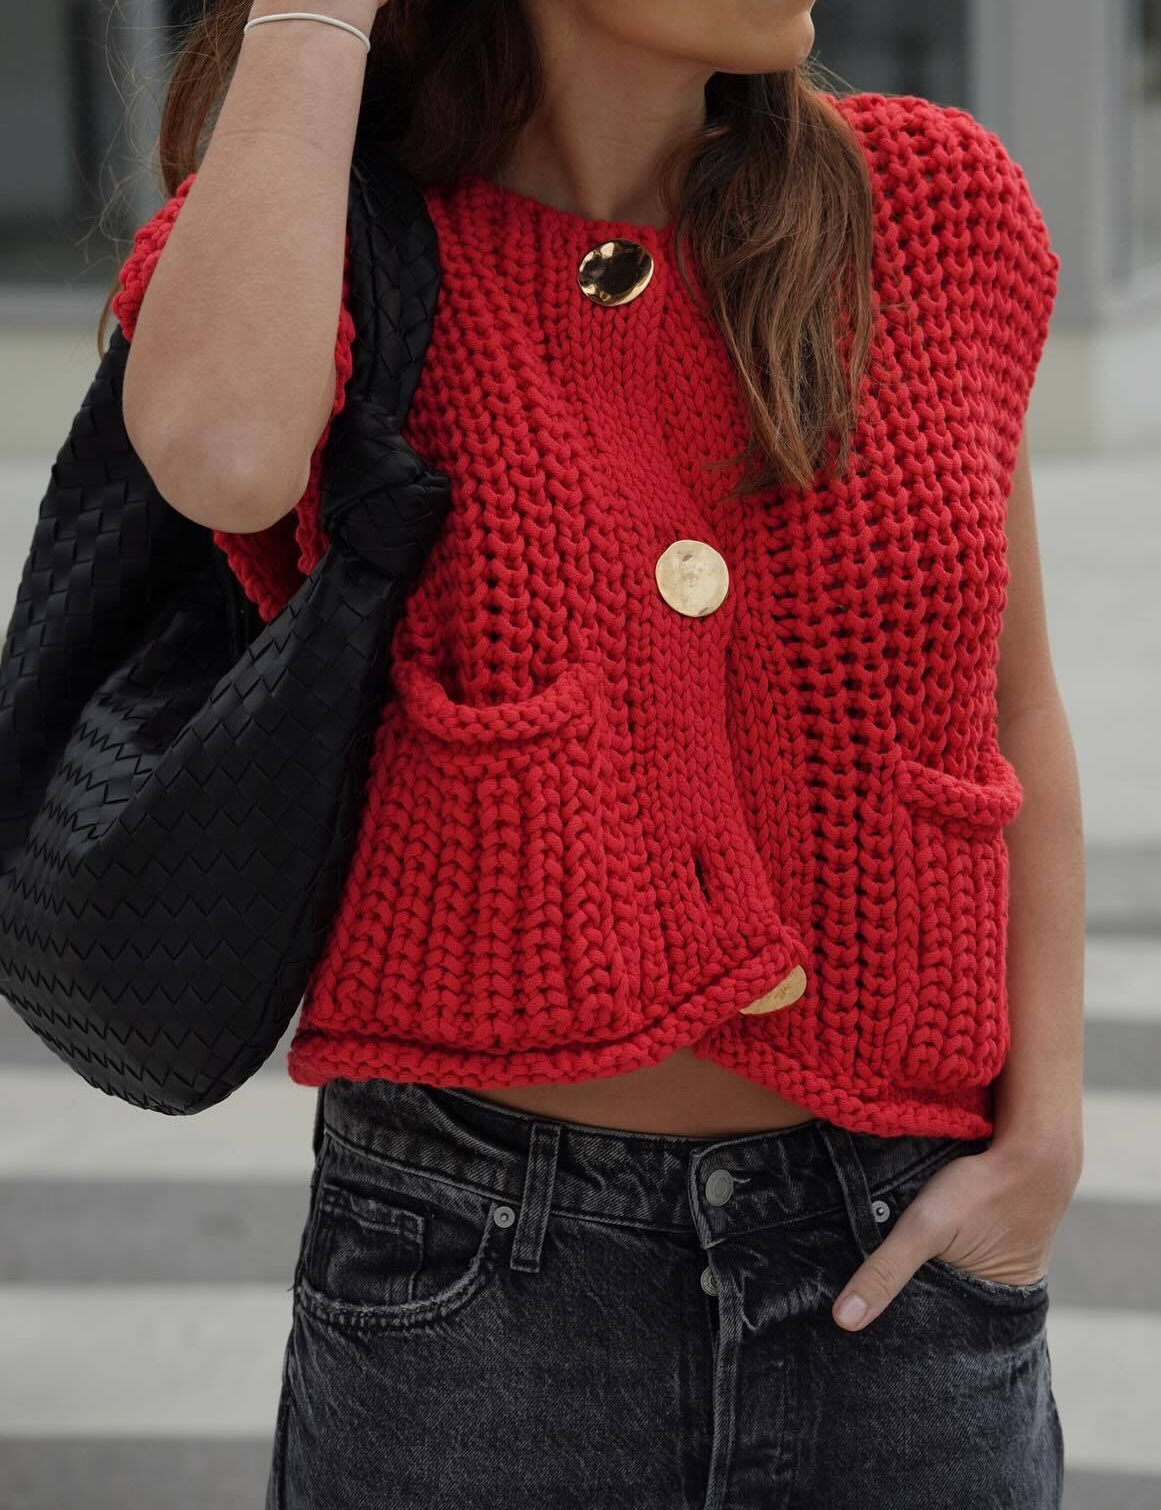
[833,1191,948,1330]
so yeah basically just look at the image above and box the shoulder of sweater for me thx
[824,90,1007,172]
[824,89,1058,299]
[823,89,1046,225]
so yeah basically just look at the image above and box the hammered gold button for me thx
[578,239,654,306]
[655,539,729,617]
[740,965,808,1015]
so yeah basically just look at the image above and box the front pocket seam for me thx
[921,1253,1049,1303]
[891,758,1016,1091]
[391,656,602,744]
[295,1206,501,1332]
[895,752,1023,830]
[295,1133,339,1296]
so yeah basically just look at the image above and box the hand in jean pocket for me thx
[832,1136,1081,1331]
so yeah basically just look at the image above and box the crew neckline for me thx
[460,167,677,245]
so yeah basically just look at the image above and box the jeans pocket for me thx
[923,1250,1050,1305]
[295,1129,506,1331]
[871,1136,1050,1310]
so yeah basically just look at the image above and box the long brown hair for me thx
[99,1,876,496]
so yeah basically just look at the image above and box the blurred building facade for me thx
[2,0,1159,454]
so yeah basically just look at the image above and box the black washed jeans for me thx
[266,1077,1064,1510]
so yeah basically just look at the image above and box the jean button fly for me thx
[704,1169,735,1206]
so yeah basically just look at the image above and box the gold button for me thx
[655,539,729,617]
[740,965,808,1015]
[578,239,654,306]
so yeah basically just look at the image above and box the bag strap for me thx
[343,138,443,423]
[216,143,446,651]
[315,143,452,578]
[0,148,445,866]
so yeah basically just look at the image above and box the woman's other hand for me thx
[831,1135,1082,1330]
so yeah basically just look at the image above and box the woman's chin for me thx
[791,12,816,67]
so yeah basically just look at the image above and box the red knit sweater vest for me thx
[112,92,1058,1139]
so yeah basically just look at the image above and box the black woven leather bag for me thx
[0,143,451,1115]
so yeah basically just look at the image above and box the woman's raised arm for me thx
[120,1,383,535]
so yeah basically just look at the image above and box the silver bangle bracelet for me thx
[242,11,372,54]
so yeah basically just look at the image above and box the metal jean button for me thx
[704,1168,735,1206]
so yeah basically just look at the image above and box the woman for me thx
[107,0,1084,1505]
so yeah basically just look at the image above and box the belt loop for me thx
[816,1121,883,1258]
[509,1121,561,1274]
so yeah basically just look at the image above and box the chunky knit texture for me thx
[112,93,1058,1139]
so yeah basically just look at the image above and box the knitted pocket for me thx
[310,654,650,1055]
[891,748,1025,1092]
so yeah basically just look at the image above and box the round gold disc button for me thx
[740,965,808,1015]
[578,239,654,306]
[655,539,730,617]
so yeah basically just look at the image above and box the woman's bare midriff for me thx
[468,1044,816,1136]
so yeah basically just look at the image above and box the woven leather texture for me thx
[0,142,451,1114]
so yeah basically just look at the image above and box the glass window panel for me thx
[0,1,176,290]
[811,0,970,109]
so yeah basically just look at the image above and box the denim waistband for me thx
[315,1076,987,1248]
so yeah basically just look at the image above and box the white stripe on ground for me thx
[0,1287,290,1437]
[1049,1308,1161,1475]
[1082,938,1161,1021]
[0,1071,316,1180]
[1074,1092,1161,1205]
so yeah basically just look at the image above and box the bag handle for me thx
[342,138,443,422]
[0,146,446,869]
[317,142,452,579]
